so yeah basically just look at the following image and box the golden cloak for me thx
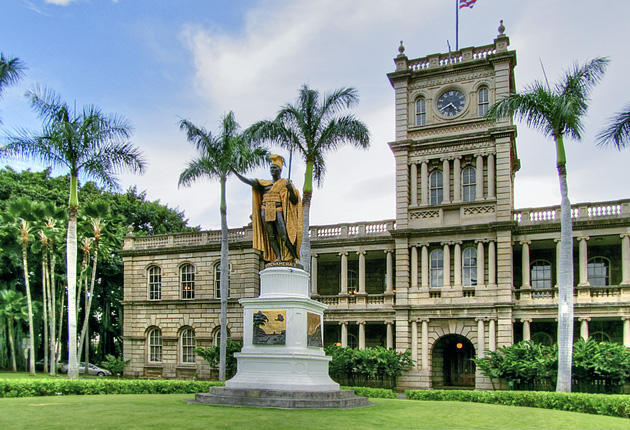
[251,178,303,262]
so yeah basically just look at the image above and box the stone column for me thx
[488,319,496,352]
[386,321,394,349]
[411,320,418,368]
[442,243,451,287]
[623,317,630,347]
[477,318,485,358]
[410,246,418,289]
[357,251,366,294]
[421,319,429,370]
[421,245,429,288]
[311,253,318,295]
[488,240,496,286]
[579,317,590,340]
[420,161,429,206]
[339,252,348,294]
[620,234,630,285]
[453,156,461,203]
[358,321,366,350]
[475,154,484,201]
[410,163,418,206]
[522,318,532,341]
[476,241,485,287]
[442,158,450,204]
[487,153,495,199]
[341,322,348,347]
[385,250,394,293]
[453,242,462,287]
[521,241,531,288]
[578,236,589,286]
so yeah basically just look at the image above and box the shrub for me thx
[341,386,397,399]
[325,345,414,388]
[405,389,630,419]
[0,379,224,398]
[100,355,130,377]
[194,339,242,379]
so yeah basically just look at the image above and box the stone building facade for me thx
[121,30,630,389]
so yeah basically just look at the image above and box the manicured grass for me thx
[0,394,628,430]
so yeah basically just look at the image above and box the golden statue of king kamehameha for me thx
[233,155,302,264]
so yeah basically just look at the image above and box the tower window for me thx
[430,170,443,205]
[430,249,444,287]
[416,98,426,126]
[462,166,476,202]
[462,247,477,286]
[478,87,489,116]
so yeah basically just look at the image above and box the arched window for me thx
[180,264,195,300]
[214,262,230,298]
[429,170,443,205]
[148,266,161,300]
[588,257,610,286]
[462,166,476,202]
[415,97,426,126]
[462,247,477,286]
[478,87,489,116]
[213,327,231,346]
[180,328,196,364]
[430,249,443,287]
[531,260,552,297]
[147,328,162,362]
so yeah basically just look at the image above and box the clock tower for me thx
[386,23,519,389]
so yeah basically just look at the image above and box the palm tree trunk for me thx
[300,160,314,295]
[555,134,574,393]
[56,285,65,366]
[21,242,36,376]
[49,250,57,375]
[7,318,16,372]
[41,256,49,375]
[219,175,229,381]
[78,238,99,369]
[66,174,79,379]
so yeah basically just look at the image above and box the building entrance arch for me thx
[431,334,475,388]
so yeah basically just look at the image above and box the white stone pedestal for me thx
[226,266,339,391]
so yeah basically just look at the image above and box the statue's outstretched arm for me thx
[232,169,257,187]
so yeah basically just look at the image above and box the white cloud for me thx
[44,0,77,5]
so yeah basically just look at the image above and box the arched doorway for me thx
[431,334,475,388]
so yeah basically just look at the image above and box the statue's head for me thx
[269,154,284,177]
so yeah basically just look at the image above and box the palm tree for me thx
[249,85,369,279]
[0,289,28,372]
[178,111,267,380]
[0,54,25,122]
[0,86,146,379]
[485,57,608,392]
[597,104,630,149]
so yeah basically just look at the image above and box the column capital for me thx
[384,249,394,254]
[577,235,590,241]
[357,320,366,326]
[578,316,591,322]
[452,240,463,246]
[339,321,348,326]
[620,233,630,239]
[622,316,630,322]
[475,317,486,322]
[519,240,531,246]
[384,320,395,325]
[338,251,348,257]
[521,318,532,323]
[440,241,452,246]
[475,239,489,244]
[453,155,462,160]
[311,252,319,258]
[356,250,366,256]
[418,318,430,323]
[554,237,562,243]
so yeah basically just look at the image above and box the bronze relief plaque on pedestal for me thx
[307,312,323,347]
[253,310,286,345]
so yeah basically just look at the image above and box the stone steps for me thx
[192,387,371,409]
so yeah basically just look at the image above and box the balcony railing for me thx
[513,199,630,226]
[405,43,499,72]
[514,284,626,302]
[313,293,394,308]
[123,219,396,251]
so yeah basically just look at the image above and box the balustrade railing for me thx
[513,199,629,226]
[403,43,498,72]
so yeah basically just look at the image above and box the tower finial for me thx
[398,40,405,55]
[498,19,505,36]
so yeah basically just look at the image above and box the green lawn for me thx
[0,394,628,430]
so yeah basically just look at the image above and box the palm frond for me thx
[597,104,630,150]
[178,158,218,188]
[26,86,69,125]
[320,87,359,119]
[0,54,25,97]
[1,132,70,169]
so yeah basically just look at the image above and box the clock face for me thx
[437,89,466,117]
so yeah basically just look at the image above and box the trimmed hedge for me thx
[405,389,630,419]
[0,379,224,398]
[342,386,397,399]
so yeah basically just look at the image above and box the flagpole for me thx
[455,0,459,51]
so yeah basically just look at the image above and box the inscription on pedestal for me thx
[307,312,323,347]
[253,310,286,345]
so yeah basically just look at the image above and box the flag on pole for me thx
[459,0,477,8]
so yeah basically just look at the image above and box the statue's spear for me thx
[287,148,293,181]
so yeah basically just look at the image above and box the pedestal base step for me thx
[192,387,371,409]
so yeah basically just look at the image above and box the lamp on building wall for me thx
[456,342,463,349]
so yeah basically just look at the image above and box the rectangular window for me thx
[416,98,426,126]
[148,267,161,300]
[478,87,489,116]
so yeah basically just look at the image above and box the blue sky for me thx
[1,0,629,229]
